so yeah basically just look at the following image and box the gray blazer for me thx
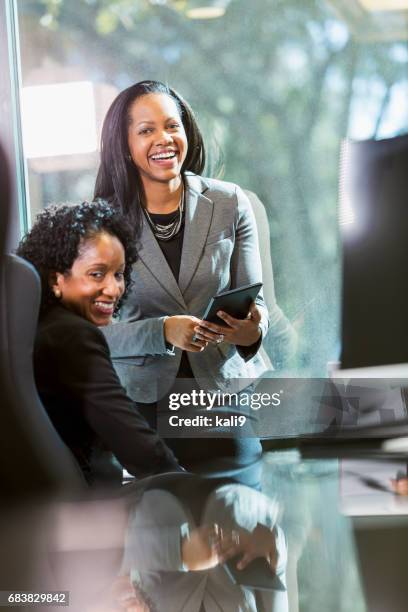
[103,173,286,402]
[122,484,288,612]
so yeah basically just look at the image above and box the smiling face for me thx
[127,92,188,190]
[52,232,126,326]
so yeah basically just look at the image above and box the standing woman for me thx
[95,80,293,485]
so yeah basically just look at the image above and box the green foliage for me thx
[19,0,408,372]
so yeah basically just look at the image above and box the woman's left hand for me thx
[194,302,262,347]
[215,524,279,572]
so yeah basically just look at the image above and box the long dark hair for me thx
[94,80,206,238]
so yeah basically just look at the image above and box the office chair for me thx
[0,136,84,499]
[0,141,85,608]
[0,253,86,497]
[0,136,82,505]
[245,189,297,369]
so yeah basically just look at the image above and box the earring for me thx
[127,154,132,161]
[54,288,61,298]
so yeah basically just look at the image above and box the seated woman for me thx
[17,200,182,486]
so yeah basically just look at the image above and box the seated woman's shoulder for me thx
[38,305,106,347]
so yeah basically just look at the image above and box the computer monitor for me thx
[337,133,408,378]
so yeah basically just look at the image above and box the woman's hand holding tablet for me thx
[194,302,262,347]
[193,282,263,346]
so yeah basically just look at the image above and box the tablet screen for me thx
[202,282,263,325]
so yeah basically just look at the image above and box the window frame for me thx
[0,0,29,248]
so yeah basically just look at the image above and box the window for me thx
[14,0,408,375]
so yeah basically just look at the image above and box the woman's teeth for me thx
[94,301,114,313]
[151,152,176,160]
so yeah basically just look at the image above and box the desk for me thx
[262,450,408,612]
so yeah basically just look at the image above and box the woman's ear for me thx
[49,271,64,299]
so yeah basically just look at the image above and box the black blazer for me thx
[34,305,179,485]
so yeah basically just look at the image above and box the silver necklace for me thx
[144,185,185,241]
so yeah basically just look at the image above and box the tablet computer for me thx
[223,555,286,592]
[201,282,263,326]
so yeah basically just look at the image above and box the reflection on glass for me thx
[123,475,288,612]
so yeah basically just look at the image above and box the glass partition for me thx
[15,0,408,375]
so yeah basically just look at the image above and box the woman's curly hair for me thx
[16,200,138,316]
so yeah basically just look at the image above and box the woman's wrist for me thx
[163,316,176,354]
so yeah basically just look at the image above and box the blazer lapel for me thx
[138,215,186,310]
[178,175,214,295]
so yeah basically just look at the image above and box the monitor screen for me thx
[340,133,408,371]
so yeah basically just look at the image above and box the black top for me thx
[148,210,192,377]
[148,210,185,281]
[34,305,180,486]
